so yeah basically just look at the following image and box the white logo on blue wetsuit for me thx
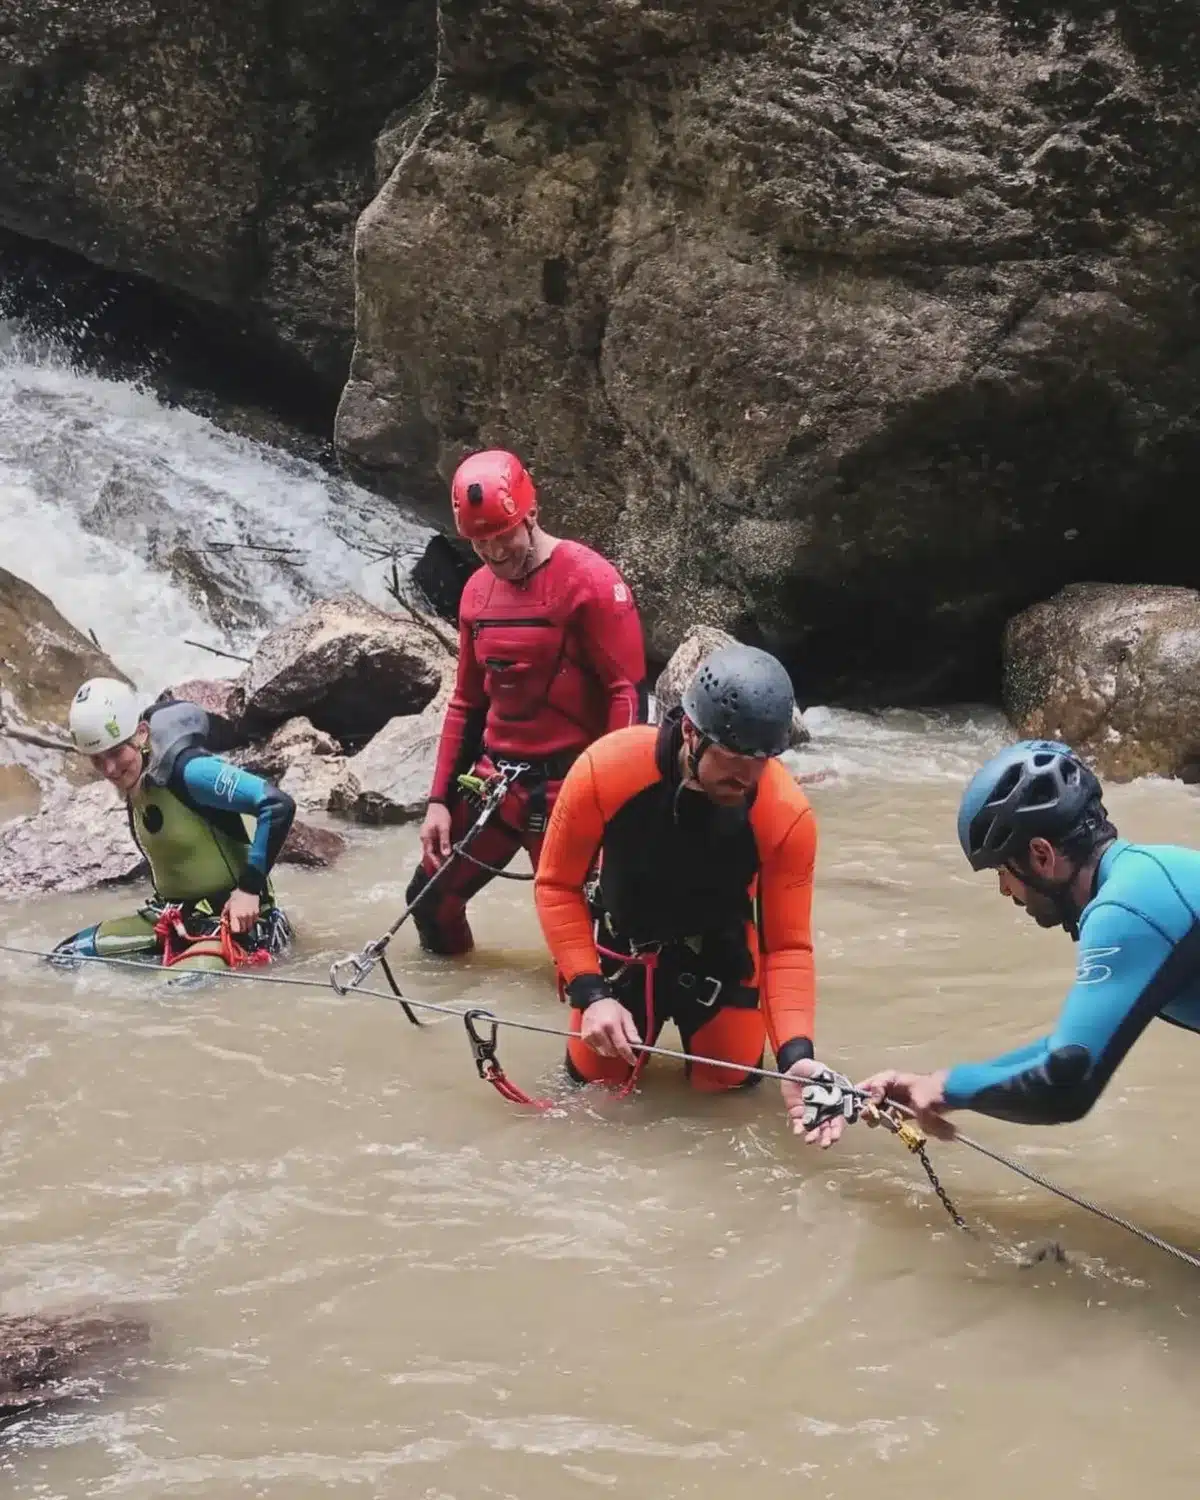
[1075,946,1121,985]
[213,765,243,804]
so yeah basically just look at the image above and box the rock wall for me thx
[336,0,1200,701]
[0,0,436,384]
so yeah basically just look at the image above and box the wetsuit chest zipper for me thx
[471,617,555,636]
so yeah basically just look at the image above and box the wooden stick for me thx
[183,639,252,665]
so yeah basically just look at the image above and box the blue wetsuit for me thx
[944,841,1200,1125]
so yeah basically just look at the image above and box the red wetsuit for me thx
[408,540,647,955]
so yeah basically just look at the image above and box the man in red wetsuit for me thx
[406,448,647,955]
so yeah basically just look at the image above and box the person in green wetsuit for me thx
[53,678,296,969]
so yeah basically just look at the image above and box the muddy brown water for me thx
[2,724,1200,1498]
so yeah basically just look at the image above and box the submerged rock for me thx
[1004,582,1200,783]
[0,1310,150,1425]
[237,594,454,745]
[337,0,1200,702]
[654,626,810,749]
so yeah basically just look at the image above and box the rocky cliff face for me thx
[4,2,1197,702]
[336,0,1200,700]
[0,0,435,384]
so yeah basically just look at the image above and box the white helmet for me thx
[68,678,144,755]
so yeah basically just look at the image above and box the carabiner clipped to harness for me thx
[461,1008,554,1111]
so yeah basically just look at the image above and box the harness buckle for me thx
[677,971,723,1008]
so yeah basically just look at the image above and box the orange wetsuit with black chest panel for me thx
[534,715,818,1090]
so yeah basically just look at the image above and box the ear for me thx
[1025,836,1058,876]
[134,720,151,749]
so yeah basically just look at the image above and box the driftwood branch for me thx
[383,564,459,654]
[0,704,76,754]
[183,639,252,665]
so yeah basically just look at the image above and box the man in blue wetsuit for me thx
[785,739,1200,1143]
[53,678,295,969]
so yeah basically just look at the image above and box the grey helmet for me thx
[681,644,794,759]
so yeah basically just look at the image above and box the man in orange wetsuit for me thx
[407,448,648,956]
[534,643,823,1095]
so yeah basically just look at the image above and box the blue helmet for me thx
[957,739,1103,872]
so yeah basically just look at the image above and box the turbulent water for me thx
[3,328,1200,1500]
[0,319,430,690]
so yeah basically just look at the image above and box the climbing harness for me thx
[3,935,1200,1273]
[328,763,530,1021]
[153,906,273,971]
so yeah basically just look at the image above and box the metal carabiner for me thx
[329,947,378,995]
[462,1007,501,1079]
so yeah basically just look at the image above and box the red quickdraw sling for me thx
[462,1009,554,1110]
[153,905,273,971]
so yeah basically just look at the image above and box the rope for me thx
[3,939,1199,1271]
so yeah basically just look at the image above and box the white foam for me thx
[0,319,432,693]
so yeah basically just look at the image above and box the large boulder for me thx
[0,1,436,383]
[328,678,451,824]
[1004,583,1200,783]
[654,627,809,749]
[235,594,455,744]
[337,0,1200,702]
[0,568,131,797]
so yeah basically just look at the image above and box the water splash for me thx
[0,318,432,693]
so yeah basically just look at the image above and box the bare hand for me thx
[781,1057,855,1149]
[580,998,642,1067]
[223,889,261,935]
[419,803,453,867]
[858,1068,957,1140]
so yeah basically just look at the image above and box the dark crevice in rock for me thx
[0,228,340,462]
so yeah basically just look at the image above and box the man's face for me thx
[997,838,1065,929]
[471,520,536,581]
[684,723,767,806]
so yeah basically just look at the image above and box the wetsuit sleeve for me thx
[533,752,606,985]
[757,804,818,1071]
[943,902,1179,1125]
[173,755,296,896]
[573,569,647,732]
[429,614,487,804]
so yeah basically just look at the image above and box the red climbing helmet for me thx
[450,450,536,541]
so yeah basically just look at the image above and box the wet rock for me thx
[328,679,451,824]
[0,566,131,797]
[411,533,478,625]
[165,679,243,725]
[233,716,342,782]
[0,774,344,897]
[1004,583,1200,783]
[238,594,455,744]
[654,626,809,749]
[0,1310,150,1423]
[278,819,347,869]
[0,1,437,382]
[0,781,141,900]
[337,0,1200,703]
